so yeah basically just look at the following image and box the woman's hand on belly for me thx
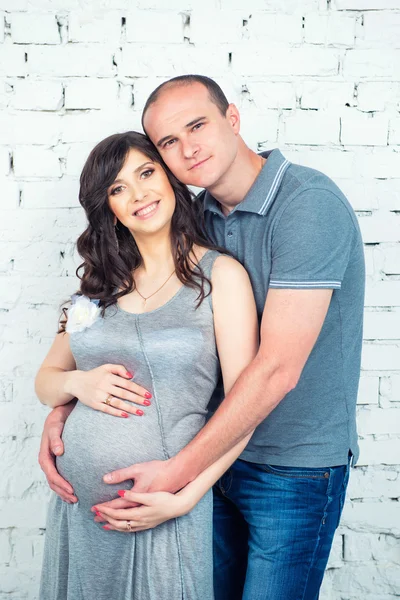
[64,364,152,417]
[93,489,191,533]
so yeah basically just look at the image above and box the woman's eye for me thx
[110,185,124,195]
[141,169,154,179]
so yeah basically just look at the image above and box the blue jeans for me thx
[213,457,350,600]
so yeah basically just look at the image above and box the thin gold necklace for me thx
[135,270,176,305]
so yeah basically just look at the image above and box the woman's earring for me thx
[113,224,120,254]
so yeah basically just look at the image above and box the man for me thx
[39,75,365,599]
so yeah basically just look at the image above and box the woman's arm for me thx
[35,332,78,407]
[95,256,259,530]
[176,255,259,509]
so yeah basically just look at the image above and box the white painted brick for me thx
[358,406,400,435]
[0,380,12,402]
[363,310,400,340]
[11,12,60,44]
[329,563,400,596]
[341,112,389,147]
[361,12,400,47]
[68,10,121,44]
[0,500,47,528]
[344,49,400,78]
[64,78,119,110]
[299,82,353,110]
[389,117,400,145]
[333,0,400,7]
[1,179,19,210]
[344,532,400,564]
[0,12,4,43]
[21,178,80,209]
[0,276,22,309]
[13,146,61,178]
[357,376,379,405]
[126,10,183,43]
[21,276,79,306]
[374,179,400,211]
[358,212,400,244]
[0,45,26,76]
[382,245,400,275]
[357,82,400,113]
[222,0,319,9]
[0,80,13,111]
[342,499,400,533]
[12,80,63,111]
[348,467,400,499]
[283,148,356,179]
[305,14,356,46]
[119,43,229,77]
[334,180,379,211]
[0,112,61,145]
[246,13,302,44]
[0,207,85,244]
[355,150,400,179]
[241,82,296,110]
[60,109,141,144]
[363,245,375,277]
[240,110,279,149]
[233,46,339,76]
[0,531,11,565]
[365,281,400,307]
[361,342,400,370]
[27,44,115,77]
[282,111,339,145]
[0,147,10,176]
[381,375,400,402]
[64,142,95,177]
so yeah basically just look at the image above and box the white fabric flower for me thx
[66,295,101,334]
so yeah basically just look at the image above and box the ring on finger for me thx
[103,394,113,406]
[126,520,133,532]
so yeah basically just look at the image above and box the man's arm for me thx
[102,287,332,496]
[163,287,333,489]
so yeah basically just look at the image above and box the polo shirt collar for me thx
[203,149,291,217]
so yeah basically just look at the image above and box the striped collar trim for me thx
[203,149,291,217]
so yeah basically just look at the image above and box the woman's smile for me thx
[133,200,161,219]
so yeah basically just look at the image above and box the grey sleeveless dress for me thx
[39,251,221,600]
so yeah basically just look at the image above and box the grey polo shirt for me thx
[203,149,365,467]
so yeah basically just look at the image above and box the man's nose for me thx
[181,138,198,159]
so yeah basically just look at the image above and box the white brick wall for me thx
[0,0,399,598]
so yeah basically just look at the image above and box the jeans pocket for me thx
[262,464,330,480]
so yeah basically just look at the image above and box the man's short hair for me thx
[141,75,230,132]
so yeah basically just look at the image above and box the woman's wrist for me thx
[63,370,82,397]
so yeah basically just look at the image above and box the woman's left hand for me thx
[93,490,190,533]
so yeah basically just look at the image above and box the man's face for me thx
[143,82,240,190]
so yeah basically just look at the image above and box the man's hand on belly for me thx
[93,457,185,512]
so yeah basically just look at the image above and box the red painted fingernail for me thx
[121,412,129,418]
[92,506,99,512]
[143,399,151,406]
[95,511,101,517]
[118,490,126,497]
[145,392,152,399]
[103,525,111,530]
[136,409,144,416]
[126,371,133,378]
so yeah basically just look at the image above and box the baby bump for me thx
[56,403,165,508]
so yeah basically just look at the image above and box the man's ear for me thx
[226,103,240,134]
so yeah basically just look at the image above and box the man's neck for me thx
[207,139,266,215]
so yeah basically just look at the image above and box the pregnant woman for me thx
[35,131,258,600]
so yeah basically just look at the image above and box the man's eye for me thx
[141,169,154,179]
[164,139,176,148]
[193,123,204,131]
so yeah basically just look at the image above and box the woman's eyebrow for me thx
[110,162,154,185]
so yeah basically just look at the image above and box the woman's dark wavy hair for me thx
[60,131,225,331]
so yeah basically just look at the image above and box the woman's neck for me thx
[133,230,175,277]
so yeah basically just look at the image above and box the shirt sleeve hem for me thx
[269,279,342,289]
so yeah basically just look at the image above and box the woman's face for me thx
[107,148,176,239]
